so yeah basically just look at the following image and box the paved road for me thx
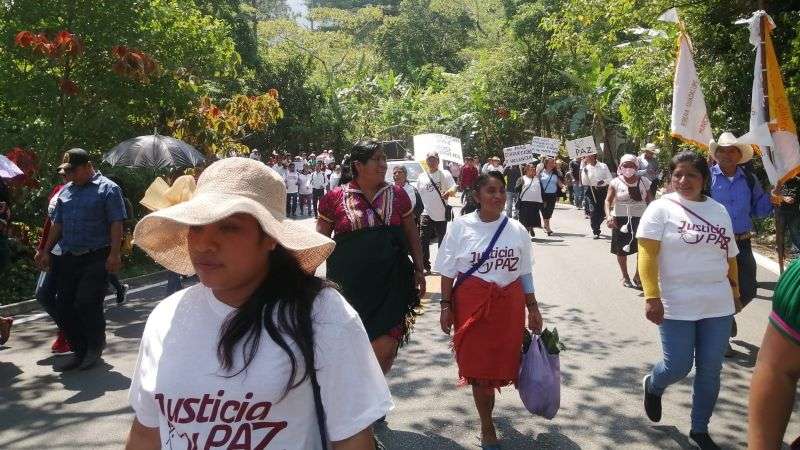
[1,203,797,449]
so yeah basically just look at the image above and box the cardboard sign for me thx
[413,134,464,164]
[566,136,598,159]
[531,137,561,157]
[503,144,536,165]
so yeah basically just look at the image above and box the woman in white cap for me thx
[126,158,392,449]
[604,154,652,289]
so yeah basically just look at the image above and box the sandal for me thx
[622,279,635,289]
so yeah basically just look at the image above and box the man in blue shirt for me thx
[34,148,127,371]
[709,132,773,354]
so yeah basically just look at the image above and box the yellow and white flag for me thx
[748,11,800,185]
[669,23,713,149]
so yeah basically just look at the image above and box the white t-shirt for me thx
[434,212,533,288]
[581,162,613,187]
[416,170,455,222]
[610,176,651,217]
[311,172,327,190]
[129,285,392,450]
[298,173,312,195]
[400,182,417,210]
[636,193,739,320]
[482,163,504,174]
[329,172,341,189]
[284,171,299,194]
[518,175,543,203]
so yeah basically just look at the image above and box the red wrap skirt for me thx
[452,276,525,388]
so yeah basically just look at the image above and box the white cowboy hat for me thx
[641,143,659,154]
[133,157,335,275]
[709,132,754,164]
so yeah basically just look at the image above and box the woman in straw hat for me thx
[126,158,392,449]
[604,154,652,289]
[317,140,426,381]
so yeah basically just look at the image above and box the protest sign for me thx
[531,137,560,157]
[566,136,598,159]
[413,134,463,164]
[503,144,536,166]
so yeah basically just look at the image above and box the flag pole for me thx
[759,2,785,273]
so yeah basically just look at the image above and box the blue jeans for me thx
[648,315,733,433]
[573,184,585,207]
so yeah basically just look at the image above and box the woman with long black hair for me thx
[537,157,564,236]
[435,171,543,449]
[317,140,426,380]
[126,157,391,450]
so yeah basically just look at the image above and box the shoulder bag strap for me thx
[452,217,509,292]
[664,198,730,252]
[428,173,449,210]
[309,366,329,449]
[519,178,534,199]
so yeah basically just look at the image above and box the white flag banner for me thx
[658,7,679,24]
[503,144,536,166]
[670,32,713,149]
[566,136,597,159]
[748,11,800,186]
[413,133,464,164]
[530,137,561,157]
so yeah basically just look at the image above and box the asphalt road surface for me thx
[1,203,797,449]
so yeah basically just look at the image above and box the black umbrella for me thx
[103,133,206,169]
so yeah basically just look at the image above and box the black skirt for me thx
[541,192,558,219]
[610,216,641,256]
[517,201,542,228]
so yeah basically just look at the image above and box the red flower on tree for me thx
[5,147,40,188]
[111,46,159,82]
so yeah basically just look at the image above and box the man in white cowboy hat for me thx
[638,143,661,197]
[482,155,504,175]
[709,131,774,355]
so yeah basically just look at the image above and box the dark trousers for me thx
[736,238,757,307]
[286,193,298,216]
[420,215,448,270]
[312,188,325,216]
[587,186,608,235]
[36,263,62,330]
[54,248,110,356]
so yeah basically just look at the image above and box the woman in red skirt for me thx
[435,171,544,449]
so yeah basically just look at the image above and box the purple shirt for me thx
[709,165,773,234]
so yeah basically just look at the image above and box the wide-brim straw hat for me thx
[709,132,754,164]
[134,157,335,275]
[641,143,660,154]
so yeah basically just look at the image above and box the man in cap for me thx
[581,153,613,239]
[482,156,504,174]
[709,132,773,355]
[34,148,127,370]
[416,151,456,274]
[638,143,661,197]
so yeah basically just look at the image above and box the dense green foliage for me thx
[1,0,799,303]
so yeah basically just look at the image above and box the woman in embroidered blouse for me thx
[317,140,426,379]
[748,258,800,449]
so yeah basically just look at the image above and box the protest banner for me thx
[503,144,536,166]
[413,134,463,164]
[530,137,560,157]
[566,136,598,159]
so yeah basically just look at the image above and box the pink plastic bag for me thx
[518,335,561,419]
